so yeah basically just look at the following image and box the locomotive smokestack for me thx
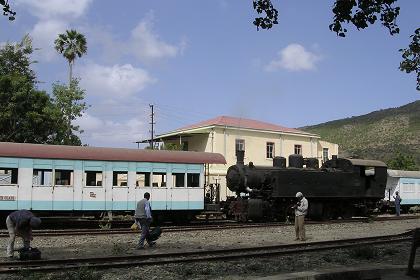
[236,150,245,165]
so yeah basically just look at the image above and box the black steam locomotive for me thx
[226,151,387,221]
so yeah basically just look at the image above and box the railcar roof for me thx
[346,158,387,167]
[0,142,226,164]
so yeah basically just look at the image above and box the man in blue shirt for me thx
[134,192,155,249]
[5,210,41,257]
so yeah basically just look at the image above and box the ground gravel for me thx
[1,216,420,280]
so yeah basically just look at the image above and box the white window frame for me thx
[266,142,274,159]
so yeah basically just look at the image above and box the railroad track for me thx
[0,231,413,274]
[0,215,417,237]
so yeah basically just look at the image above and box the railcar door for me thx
[111,168,129,211]
[170,164,189,210]
[0,161,19,210]
[82,162,106,211]
[133,164,152,209]
[52,161,74,211]
[187,170,204,210]
[149,164,168,211]
[31,160,53,210]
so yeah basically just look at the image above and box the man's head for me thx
[144,192,150,200]
[296,192,303,200]
[29,217,41,228]
[396,191,399,195]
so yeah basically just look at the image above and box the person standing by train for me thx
[393,191,402,216]
[5,209,41,258]
[134,192,156,249]
[293,192,308,241]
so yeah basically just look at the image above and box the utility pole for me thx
[149,104,155,149]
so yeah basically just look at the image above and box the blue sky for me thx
[1,0,419,148]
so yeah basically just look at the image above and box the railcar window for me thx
[55,170,73,186]
[266,142,274,159]
[187,173,200,188]
[136,172,150,187]
[0,168,18,185]
[113,171,128,187]
[402,182,415,193]
[85,171,103,187]
[33,169,53,186]
[152,172,166,187]
[172,173,185,187]
[294,145,302,155]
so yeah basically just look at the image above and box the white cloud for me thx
[79,63,156,99]
[127,12,186,61]
[30,20,68,61]
[15,0,92,19]
[75,113,148,148]
[265,43,321,72]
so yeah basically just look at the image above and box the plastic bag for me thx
[131,222,139,231]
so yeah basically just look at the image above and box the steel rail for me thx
[0,215,418,237]
[0,231,413,274]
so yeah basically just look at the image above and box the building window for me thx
[85,171,103,187]
[182,141,188,151]
[0,168,18,185]
[323,148,329,162]
[235,139,245,154]
[136,172,150,187]
[294,145,302,155]
[266,142,274,159]
[113,171,128,187]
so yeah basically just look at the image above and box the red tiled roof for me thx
[173,116,312,135]
[0,142,226,164]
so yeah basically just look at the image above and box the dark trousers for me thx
[135,218,151,246]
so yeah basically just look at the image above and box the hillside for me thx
[301,100,420,165]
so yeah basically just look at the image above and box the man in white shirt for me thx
[134,192,155,249]
[293,192,308,241]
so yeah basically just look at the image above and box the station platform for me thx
[258,264,419,280]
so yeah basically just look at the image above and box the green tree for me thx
[54,29,87,85]
[387,153,418,171]
[0,35,85,145]
[51,79,88,145]
[0,75,61,143]
[0,34,35,83]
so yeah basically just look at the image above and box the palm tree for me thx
[54,29,87,85]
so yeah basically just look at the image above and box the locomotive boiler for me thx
[226,151,387,221]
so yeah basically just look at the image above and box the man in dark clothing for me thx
[134,192,155,249]
[6,210,41,257]
[393,191,402,216]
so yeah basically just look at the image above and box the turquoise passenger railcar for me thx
[0,142,225,220]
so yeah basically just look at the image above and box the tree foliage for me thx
[0,34,36,83]
[0,0,15,21]
[0,35,87,145]
[0,75,61,143]
[51,79,88,145]
[399,28,420,91]
[387,152,419,171]
[329,0,400,37]
[252,0,278,31]
[54,29,88,85]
